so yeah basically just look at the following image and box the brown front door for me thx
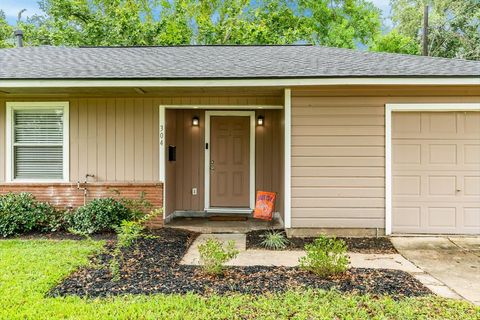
[210,116,250,207]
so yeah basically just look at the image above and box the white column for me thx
[284,88,292,229]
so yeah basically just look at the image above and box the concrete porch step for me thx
[166,213,283,233]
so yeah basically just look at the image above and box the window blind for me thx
[13,109,64,179]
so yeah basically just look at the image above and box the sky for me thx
[1,0,392,26]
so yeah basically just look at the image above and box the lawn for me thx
[0,239,479,320]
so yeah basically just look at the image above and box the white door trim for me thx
[204,110,256,210]
[385,103,480,235]
[284,88,292,229]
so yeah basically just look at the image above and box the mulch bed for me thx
[50,228,429,298]
[246,230,398,254]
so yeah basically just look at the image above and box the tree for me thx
[389,0,480,60]
[13,0,381,48]
[20,0,192,46]
[191,0,307,45]
[299,0,381,48]
[370,30,419,54]
[0,10,13,48]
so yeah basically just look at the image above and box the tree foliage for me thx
[389,0,480,60]
[0,10,13,48]
[370,30,419,55]
[2,0,381,48]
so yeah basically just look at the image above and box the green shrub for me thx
[198,238,239,275]
[34,202,65,233]
[0,192,62,237]
[299,235,349,278]
[261,229,289,250]
[66,198,132,235]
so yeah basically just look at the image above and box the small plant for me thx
[66,198,132,235]
[198,238,239,275]
[298,235,349,278]
[261,230,289,250]
[109,209,161,281]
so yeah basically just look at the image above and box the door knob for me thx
[210,160,215,170]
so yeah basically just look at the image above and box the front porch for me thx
[166,212,284,233]
[161,104,286,229]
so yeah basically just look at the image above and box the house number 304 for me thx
[160,125,164,146]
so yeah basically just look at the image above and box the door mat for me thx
[208,216,249,221]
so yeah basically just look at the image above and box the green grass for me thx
[0,239,479,320]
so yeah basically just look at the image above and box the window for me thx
[6,102,69,181]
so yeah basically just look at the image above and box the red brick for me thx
[0,182,164,228]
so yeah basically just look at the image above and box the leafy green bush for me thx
[0,192,62,237]
[66,198,132,235]
[261,229,289,250]
[299,235,349,278]
[198,238,239,275]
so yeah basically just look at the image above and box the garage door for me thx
[392,111,480,234]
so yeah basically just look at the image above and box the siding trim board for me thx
[385,103,480,235]
[284,89,292,229]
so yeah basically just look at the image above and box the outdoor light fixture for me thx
[192,116,199,126]
[257,115,264,126]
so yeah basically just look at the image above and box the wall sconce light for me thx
[257,115,264,126]
[192,116,199,126]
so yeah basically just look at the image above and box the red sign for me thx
[253,191,276,221]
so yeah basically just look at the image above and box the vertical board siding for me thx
[105,99,116,181]
[174,109,205,211]
[124,98,135,181]
[69,99,79,182]
[69,98,159,182]
[115,99,125,180]
[165,109,177,217]
[96,98,107,181]
[255,109,283,214]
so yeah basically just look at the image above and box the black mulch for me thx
[50,228,429,298]
[246,230,398,254]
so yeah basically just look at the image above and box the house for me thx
[0,45,479,236]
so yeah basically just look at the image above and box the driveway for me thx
[391,237,480,305]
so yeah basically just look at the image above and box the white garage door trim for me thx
[385,103,480,235]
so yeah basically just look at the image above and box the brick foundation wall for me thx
[0,182,164,228]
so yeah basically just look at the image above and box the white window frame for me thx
[385,103,480,235]
[6,101,70,183]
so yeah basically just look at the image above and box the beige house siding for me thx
[0,95,281,183]
[290,91,480,230]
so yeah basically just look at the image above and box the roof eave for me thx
[0,76,479,88]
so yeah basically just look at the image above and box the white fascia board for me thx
[0,77,479,88]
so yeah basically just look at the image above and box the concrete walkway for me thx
[181,234,462,301]
[391,237,480,305]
